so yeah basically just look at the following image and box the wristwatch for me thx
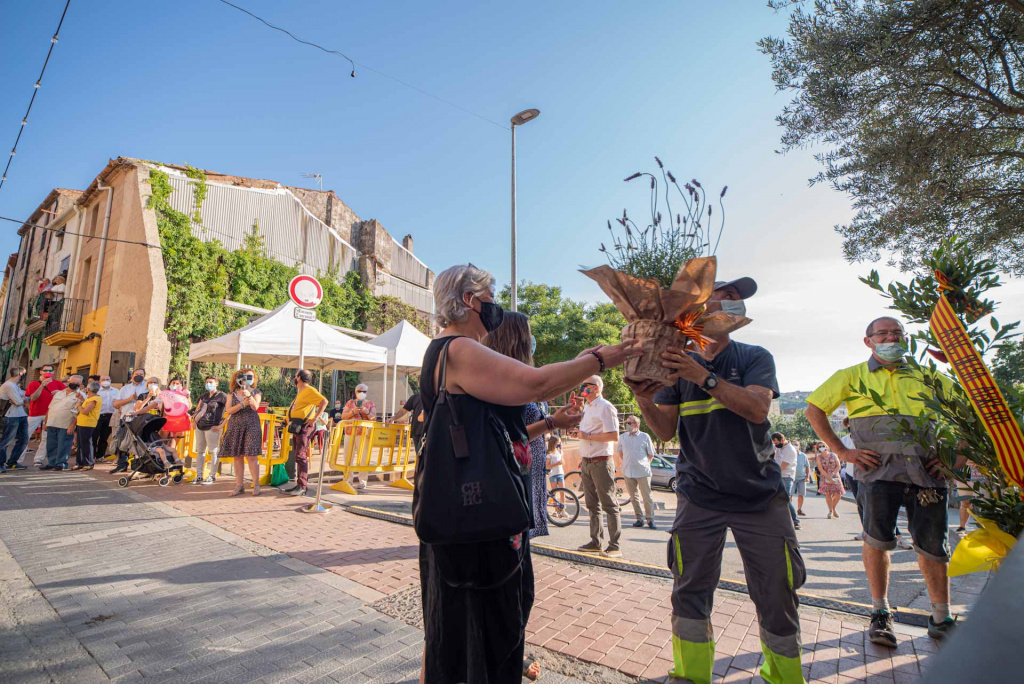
[700,372,719,392]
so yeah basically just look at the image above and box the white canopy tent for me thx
[368,320,433,414]
[188,301,391,405]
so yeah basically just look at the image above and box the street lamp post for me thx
[510,108,540,312]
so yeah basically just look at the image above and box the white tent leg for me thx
[380,363,387,421]
[236,350,242,370]
[391,361,398,415]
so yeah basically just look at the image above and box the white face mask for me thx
[148,384,159,393]
[356,392,367,399]
[100,380,111,388]
[170,385,182,392]
[720,299,747,317]
[205,382,217,391]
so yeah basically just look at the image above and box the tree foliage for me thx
[992,339,1024,398]
[497,282,638,413]
[770,409,820,445]
[760,1,1024,272]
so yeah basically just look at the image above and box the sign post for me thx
[288,275,330,514]
[288,275,323,370]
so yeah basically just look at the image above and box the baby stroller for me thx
[116,414,185,488]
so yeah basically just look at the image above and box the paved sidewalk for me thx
[70,470,944,683]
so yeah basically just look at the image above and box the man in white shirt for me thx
[94,375,119,461]
[575,375,622,558]
[771,432,801,530]
[616,415,657,529]
[111,368,149,473]
[0,366,29,471]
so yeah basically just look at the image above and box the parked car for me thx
[651,453,678,491]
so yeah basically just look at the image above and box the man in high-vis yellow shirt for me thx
[806,316,963,649]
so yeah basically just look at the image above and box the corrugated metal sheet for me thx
[377,268,434,314]
[390,238,429,287]
[165,176,355,277]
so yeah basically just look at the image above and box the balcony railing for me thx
[43,297,86,345]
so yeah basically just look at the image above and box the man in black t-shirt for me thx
[391,393,425,449]
[631,277,805,684]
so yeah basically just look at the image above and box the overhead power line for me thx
[0,214,162,250]
[215,0,510,131]
[0,0,73,194]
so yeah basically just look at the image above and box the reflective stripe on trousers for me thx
[668,494,806,684]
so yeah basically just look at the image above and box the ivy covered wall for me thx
[146,168,431,405]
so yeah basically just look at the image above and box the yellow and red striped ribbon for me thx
[673,308,715,351]
[930,293,1024,487]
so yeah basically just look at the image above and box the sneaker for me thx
[11,464,27,470]
[201,477,216,485]
[601,547,623,559]
[794,521,801,530]
[834,512,841,519]
[927,616,958,641]
[632,519,644,528]
[110,466,126,474]
[854,533,864,541]
[281,484,302,494]
[896,537,913,550]
[289,487,307,497]
[868,610,898,648]
[357,479,367,491]
[191,478,203,486]
[797,509,806,516]
[827,512,833,519]
[647,520,657,530]
[955,526,966,533]
[39,465,53,471]
[576,542,602,553]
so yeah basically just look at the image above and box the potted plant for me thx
[582,158,748,385]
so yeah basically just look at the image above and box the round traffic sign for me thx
[289,275,323,309]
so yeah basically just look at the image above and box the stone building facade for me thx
[0,157,434,384]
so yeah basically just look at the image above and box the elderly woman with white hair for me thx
[416,264,640,684]
[341,383,376,490]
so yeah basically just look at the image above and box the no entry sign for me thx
[289,275,323,309]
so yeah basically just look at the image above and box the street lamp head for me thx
[510,108,540,126]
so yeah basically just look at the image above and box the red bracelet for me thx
[589,349,606,372]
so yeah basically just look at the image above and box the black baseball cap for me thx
[714,277,757,299]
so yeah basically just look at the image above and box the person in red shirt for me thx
[25,364,66,467]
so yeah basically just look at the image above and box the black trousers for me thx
[94,413,113,459]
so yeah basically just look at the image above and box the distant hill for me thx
[779,391,811,411]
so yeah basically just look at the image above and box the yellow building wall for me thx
[59,306,107,377]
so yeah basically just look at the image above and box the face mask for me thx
[720,299,746,317]
[100,380,111,388]
[205,382,217,391]
[530,335,537,356]
[629,424,639,433]
[874,342,905,362]
[170,385,182,392]
[356,392,367,399]
[68,382,80,390]
[470,296,504,333]
[293,377,300,386]
[148,384,159,393]
[41,371,53,379]
[133,374,144,384]
[334,403,341,409]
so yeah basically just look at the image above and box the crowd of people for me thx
[412,263,967,684]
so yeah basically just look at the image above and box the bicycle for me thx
[544,470,580,527]
[563,469,631,507]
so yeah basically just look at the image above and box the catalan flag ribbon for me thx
[930,293,1024,487]
[673,308,715,351]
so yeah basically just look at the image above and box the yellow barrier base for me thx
[330,480,358,495]
[390,477,414,490]
[184,468,198,483]
[258,472,273,486]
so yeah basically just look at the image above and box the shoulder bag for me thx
[287,402,315,434]
[412,337,531,546]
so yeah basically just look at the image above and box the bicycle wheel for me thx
[563,470,584,494]
[613,476,631,507]
[546,487,580,527]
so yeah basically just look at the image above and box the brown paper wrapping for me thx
[582,256,751,385]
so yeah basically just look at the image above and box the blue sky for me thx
[3,0,1022,391]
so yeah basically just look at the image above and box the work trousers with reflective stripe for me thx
[667,493,806,684]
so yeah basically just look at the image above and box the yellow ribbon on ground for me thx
[930,293,1024,488]
[948,516,1018,577]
